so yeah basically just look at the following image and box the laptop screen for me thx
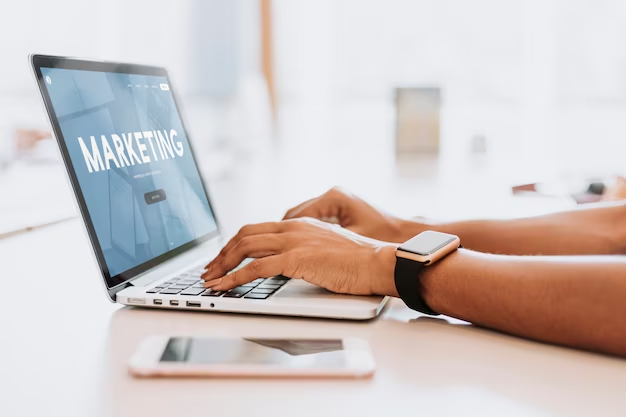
[40,66,218,287]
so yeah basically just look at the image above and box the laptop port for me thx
[186,301,201,308]
[153,299,163,305]
[170,300,179,306]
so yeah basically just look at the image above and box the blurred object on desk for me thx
[512,176,626,204]
[0,127,57,171]
[0,124,19,171]
[0,162,76,239]
[395,87,441,155]
[601,176,626,202]
[15,129,60,164]
[15,129,51,153]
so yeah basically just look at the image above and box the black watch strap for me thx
[394,257,440,316]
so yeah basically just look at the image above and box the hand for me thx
[283,187,415,243]
[202,218,399,296]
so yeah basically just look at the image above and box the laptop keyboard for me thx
[146,267,290,300]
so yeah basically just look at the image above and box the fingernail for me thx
[203,278,222,288]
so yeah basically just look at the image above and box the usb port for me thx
[170,300,179,306]
[153,299,163,305]
[186,301,201,308]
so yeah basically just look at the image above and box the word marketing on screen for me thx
[77,129,184,173]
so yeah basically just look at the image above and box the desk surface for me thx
[1,142,623,417]
[3,216,626,416]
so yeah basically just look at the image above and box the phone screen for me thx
[160,337,346,367]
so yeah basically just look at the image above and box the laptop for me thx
[31,55,388,320]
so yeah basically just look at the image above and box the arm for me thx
[398,202,626,255]
[416,249,626,356]
[203,219,626,357]
[283,187,626,256]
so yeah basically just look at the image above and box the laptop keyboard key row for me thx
[223,287,253,298]
[244,293,271,299]
[201,289,223,297]
[257,283,281,290]
[159,288,183,295]
[180,288,206,296]
[147,266,290,300]
[250,288,274,294]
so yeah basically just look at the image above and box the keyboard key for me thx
[180,288,206,296]
[146,288,161,293]
[257,283,281,290]
[159,288,182,294]
[252,278,266,284]
[266,277,289,284]
[192,282,206,288]
[168,284,190,289]
[244,293,270,299]
[240,282,259,288]
[223,287,252,298]
[178,280,199,285]
[250,288,274,294]
[201,290,224,297]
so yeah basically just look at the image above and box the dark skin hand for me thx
[282,187,406,243]
[203,187,626,356]
[203,218,398,297]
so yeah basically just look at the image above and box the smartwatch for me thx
[394,230,461,315]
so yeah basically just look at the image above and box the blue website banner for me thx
[42,68,217,278]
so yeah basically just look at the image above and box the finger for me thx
[285,194,342,223]
[293,196,342,223]
[202,234,285,281]
[283,197,319,220]
[205,222,285,269]
[204,256,285,291]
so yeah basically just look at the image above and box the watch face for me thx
[399,231,457,256]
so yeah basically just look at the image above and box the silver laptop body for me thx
[31,54,387,320]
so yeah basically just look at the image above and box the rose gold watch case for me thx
[395,234,460,265]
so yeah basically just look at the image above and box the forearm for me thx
[420,249,626,356]
[397,202,626,255]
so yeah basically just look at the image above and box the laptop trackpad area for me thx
[274,279,384,303]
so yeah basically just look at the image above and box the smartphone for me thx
[129,336,375,378]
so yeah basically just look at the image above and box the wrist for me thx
[369,245,399,297]
[394,218,458,243]
[392,219,427,242]
[419,249,462,314]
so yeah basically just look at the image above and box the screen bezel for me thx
[31,54,222,296]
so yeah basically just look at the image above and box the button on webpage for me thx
[144,189,167,205]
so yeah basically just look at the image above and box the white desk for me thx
[2,219,626,417]
[1,136,624,416]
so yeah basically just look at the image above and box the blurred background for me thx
[3,0,626,237]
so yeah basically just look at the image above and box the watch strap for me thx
[394,256,440,316]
